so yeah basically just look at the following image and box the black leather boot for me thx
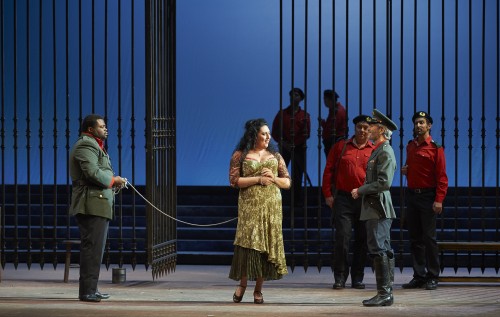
[387,254,395,287]
[362,255,394,307]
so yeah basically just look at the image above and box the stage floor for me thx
[1,264,499,317]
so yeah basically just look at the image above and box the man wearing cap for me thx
[321,90,347,157]
[322,114,373,290]
[401,111,448,291]
[351,109,397,307]
[272,88,311,206]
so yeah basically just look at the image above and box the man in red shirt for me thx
[401,111,448,291]
[272,88,311,206]
[322,114,374,289]
[321,90,347,157]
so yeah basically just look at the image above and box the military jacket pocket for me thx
[86,188,112,211]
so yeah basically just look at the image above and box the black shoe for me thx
[333,280,345,289]
[402,278,426,289]
[425,279,438,290]
[79,294,101,302]
[362,293,394,307]
[351,281,366,289]
[95,291,110,299]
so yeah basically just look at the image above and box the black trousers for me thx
[75,213,109,296]
[406,190,440,279]
[332,192,367,283]
[281,145,306,204]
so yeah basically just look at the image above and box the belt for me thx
[335,190,352,197]
[408,187,435,194]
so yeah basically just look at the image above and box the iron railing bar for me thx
[52,0,59,269]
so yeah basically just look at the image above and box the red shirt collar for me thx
[82,132,105,150]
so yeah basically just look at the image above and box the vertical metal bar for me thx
[171,0,177,273]
[290,0,296,272]
[439,0,445,248]
[145,0,152,272]
[467,0,472,273]
[480,0,486,272]
[441,0,445,146]
[413,0,416,114]
[39,0,45,269]
[359,0,362,114]
[332,0,335,96]
[373,0,376,108]
[398,0,405,271]
[130,0,138,270]
[117,0,124,269]
[387,1,392,116]
[92,0,94,112]
[79,0,82,123]
[65,0,70,243]
[52,0,58,269]
[103,0,110,268]
[316,0,322,272]
[301,0,308,272]
[26,0,33,269]
[13,0,19,269]
[104,0,108,124]
[453,0,459,272]
[345,0,349,113]
[496,0,500,274]
[330,0,336,273]
[427,0,431,114]
[0,0,5,269]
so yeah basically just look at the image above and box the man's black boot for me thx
[362,255,394,307]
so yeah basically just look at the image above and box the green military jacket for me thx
[69,134,115,220]
[358,140,397,221]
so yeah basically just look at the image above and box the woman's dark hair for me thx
[81,114,104,134]
[235,118,277,167]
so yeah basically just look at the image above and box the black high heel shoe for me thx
[253,291,264,304]
[232,285,247,303]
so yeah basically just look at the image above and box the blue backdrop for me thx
[1,0,499,187]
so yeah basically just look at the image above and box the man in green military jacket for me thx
[69,114,127,302]
[351,109,398,307]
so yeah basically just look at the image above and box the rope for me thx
[116,179,238,227]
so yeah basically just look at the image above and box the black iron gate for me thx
[145,0,177,279]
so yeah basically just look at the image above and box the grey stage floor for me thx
[1,263,499,317]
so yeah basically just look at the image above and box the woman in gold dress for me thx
[228,118,291,304]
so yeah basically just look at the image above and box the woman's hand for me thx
[260,168,276,186]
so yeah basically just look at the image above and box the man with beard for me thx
[69,114,127,302]
[322,115,374,290]
[401,111,448,291]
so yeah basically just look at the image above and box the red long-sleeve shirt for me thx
[271,105,311,146]
[406,135,448,203]
[322,137,374,197]
[321,102,347,141]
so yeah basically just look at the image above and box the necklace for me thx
[252,149,264,158]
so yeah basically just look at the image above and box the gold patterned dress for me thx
[228,151,290,281]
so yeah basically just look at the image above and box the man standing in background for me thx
[272,88,311,206]
[401,111,448,291]
[321,90,347,157]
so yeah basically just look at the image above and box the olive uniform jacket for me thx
[69,134,115,220]
[358,140,397,221]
